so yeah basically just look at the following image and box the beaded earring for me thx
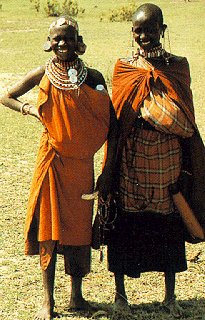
[161,24,171,65]
[126,28,135,58]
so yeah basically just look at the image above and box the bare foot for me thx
[68,297,94,311]
[162,297,183,318]
[34,301,58,320]
[113,298,132,315]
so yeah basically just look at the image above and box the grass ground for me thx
[0,0,205,319]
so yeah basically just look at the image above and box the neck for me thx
[54,55,79,66]
[137,44,165,58]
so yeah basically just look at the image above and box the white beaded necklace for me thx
[137,44,165,58]
[45,57,87,91]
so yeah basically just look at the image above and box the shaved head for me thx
[132,3,164,27]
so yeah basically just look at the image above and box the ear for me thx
[43,37,52,52]
[75,35,87,55]
[161,24,167,38]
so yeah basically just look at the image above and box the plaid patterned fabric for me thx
[141,88,194,137]
[119,127,182,214]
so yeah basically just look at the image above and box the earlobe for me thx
[161,24,167,38]
[75,35,87,55]
[43,37,52,52]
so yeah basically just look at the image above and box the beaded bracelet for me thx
[20,102,31,115]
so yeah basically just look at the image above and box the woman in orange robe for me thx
[1,17,117,319]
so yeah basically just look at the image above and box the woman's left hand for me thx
[95,168,113,203]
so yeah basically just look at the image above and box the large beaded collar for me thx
[45,56,87,90]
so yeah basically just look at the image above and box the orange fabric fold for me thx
[112,57,196,146]
[25,75,110,255]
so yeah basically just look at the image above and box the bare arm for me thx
[96,101,119,200]
[1,66,45,119]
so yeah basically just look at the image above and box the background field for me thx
[0,0,205,319]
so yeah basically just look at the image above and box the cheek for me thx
[50,41,57,49]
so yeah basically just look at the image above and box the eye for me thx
[51,35,60,43]
[66,36,76,43]
[148,28,158,34]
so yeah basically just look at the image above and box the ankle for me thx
[164,294,176,305]
[115,292,128,304]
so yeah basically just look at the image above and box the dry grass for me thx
[0,0,205,319]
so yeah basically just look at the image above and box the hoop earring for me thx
[162,26,171,65]
[129,30,136,57]
[43,40,52,52]
[131,37,135,57]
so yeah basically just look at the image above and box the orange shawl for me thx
[25,75,110,254]
[112,56,205,240]
[112,57,196,147]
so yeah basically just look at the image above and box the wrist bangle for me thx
[20,102,31,115]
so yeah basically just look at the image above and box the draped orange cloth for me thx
[112,57,196,147]
[25,75,110,255]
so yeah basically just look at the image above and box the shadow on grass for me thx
[55,298,205,319]
[131,298,205,319]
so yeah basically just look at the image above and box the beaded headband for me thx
[49,17,79,33]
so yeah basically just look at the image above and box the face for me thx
[49,25,78,61]
[132,11,162,51]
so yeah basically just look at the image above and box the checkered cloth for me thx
[119,127,182,214]
[118,78,194,214]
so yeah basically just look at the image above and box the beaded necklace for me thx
[136,44,165,58]
[134,44,170,65]
[45,57,87,91]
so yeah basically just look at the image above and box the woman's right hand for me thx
[28,105,40,120]
[21,103,40,120]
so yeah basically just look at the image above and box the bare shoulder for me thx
[168,53,188,64]
[86,67,106,89]
[23,65,45,85]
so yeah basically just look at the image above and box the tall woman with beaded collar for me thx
[1,16,117,319]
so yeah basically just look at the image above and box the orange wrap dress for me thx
[24,74,110,259]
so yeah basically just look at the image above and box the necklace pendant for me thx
[68,68,77,77]
[69,75,78,83]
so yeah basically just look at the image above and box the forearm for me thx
[1,95,40,119]
[1,66,44,116]
[104,104,118,171]
[1,94,22,113]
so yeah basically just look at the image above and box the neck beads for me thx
[45,57,87,90]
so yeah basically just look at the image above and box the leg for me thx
[113,273,131,314]
[114,273,127,303]
[64,245,93,311]
[68,276,91,310]
[34,251,57,320]
[164,269,175,302]
[163,270,183,318]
